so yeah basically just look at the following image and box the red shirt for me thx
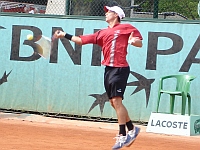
[80,23,143,67]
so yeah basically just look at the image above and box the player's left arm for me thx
[128,32,143,48]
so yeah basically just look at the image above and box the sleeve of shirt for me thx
[79,31,99,45]
[133,27,143,40]
[124,24,143,40]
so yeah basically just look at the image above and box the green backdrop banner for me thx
[0,14,200,122]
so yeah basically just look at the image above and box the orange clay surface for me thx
[0,112,200,150]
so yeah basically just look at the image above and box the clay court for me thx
[1,112,200,150]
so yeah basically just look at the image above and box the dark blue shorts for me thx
[104,66,130,99]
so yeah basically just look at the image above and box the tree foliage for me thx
[135,0,199,19]
[158,0,199,19]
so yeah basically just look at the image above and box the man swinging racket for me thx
[54,5,143,150]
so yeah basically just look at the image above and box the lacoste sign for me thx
[150,119,188,129]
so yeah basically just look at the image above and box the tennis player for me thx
[55,5,143,150]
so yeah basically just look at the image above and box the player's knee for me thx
[111,97,122,108]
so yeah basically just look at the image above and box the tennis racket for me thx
[35,32,58,59]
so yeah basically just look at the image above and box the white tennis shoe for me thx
[125,126,141,146]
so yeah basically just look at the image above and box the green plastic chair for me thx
[156,74,196,115]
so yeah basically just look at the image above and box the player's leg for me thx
[111,96,127,134]
[110,96,127,150]
[126,114,133,131]
[110,97,140,142]
[123,102,140,146]
[106,66,140,148]
[104,66,130,149]
[111,99,140,147]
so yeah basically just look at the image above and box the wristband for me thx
[64,33,73,40]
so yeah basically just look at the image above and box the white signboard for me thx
[146,113,200,136]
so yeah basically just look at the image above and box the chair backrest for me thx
[176,75,195,93]
[175,75,196,93]
[161,75,196,93]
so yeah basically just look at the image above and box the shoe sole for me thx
[112,144,126,150]
[125,128,141,147]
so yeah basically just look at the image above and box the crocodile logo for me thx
[194,119,200,134]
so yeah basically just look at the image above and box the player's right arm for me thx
[71,36,82,45]
[54,30,99,46]
[54,30,82,45]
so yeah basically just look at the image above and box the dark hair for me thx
[117,16,121,23]
[108,0,119,7]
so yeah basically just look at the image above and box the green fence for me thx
[1,0,200,20]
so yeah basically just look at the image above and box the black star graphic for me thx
[127,71,155,107]
[0,70,12,85]
[0,26,6,29]
[88,92,109,115]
